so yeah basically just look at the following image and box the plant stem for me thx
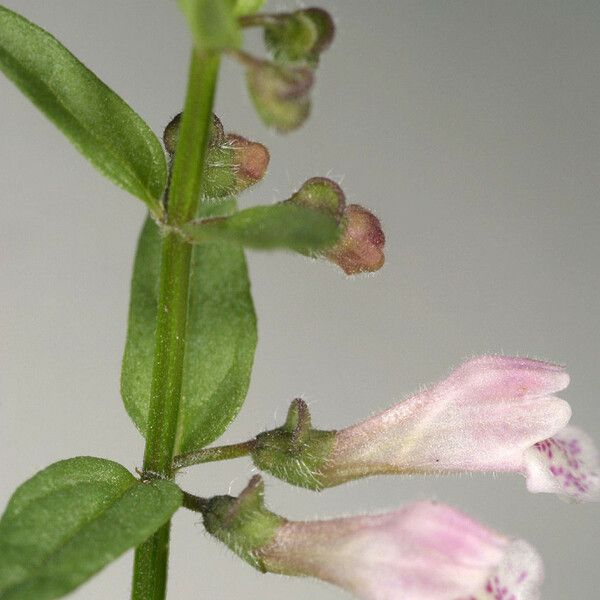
[238,14,281,28]
[181,491,211,513]
[131,49,220,600]
[173,439,257,470]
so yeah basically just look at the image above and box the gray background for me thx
[1,1,599,598]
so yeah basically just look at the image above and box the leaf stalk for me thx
[173,440,258,470]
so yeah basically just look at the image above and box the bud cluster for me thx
[235,7,335,131]
[162,116,384,274]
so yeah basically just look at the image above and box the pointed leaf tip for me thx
[0,6,167,213]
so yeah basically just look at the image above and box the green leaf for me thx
[181,203,340,252]
[178,0,241,53]
[0,457,182,600]
[0,6,167,212]
[120,216,162,434]
[121,201,257,452]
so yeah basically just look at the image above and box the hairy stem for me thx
[173,439,257,470]
[131,50,220,600]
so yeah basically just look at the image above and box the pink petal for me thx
[328,356,571,484]
[261,501,536,600]
[457,540,544,600]
[523,425,600,502]
[444,356,570,400]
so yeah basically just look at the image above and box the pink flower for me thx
[259,501,543,600]
[315,356,598,501]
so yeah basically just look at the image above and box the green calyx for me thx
[246,61,313,132]
[163,112,224,156]
[251,399,336,491]
[163,113,268,198]
[203,145,238,197]
[287,177,346,222]
[202,476,284,571]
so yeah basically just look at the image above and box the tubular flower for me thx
[251,356,599,500]
[202,478,542,600]
[261,502,542,600]
[262,502,541,600]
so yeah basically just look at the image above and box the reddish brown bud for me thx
[326,205,385,275]
[226,133,270,191]
[203,132,269,198]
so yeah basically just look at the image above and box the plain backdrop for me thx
[1,1,599,598]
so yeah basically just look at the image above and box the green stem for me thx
[173,439,257,470]
[238,14,281,28]
[131,49,220,600]
[181,491,210,513]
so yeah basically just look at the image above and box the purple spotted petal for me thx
[458,540,543,600]
[326,356,571,486]
[523,425,600,502]
[261,501,538,600]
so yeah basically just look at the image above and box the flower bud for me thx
[264,8,335,66]
[204,484,543,600]
[246,60,314,132]
[278,178,384,273]
[302,8,336,58]
[162,112,225,156]
[325,204,385,274]
[202,133,269,199]
[286,177,346,221]
[227,133,270,191]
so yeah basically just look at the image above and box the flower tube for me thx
[262,504,542,600]
[203,478,543,600]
